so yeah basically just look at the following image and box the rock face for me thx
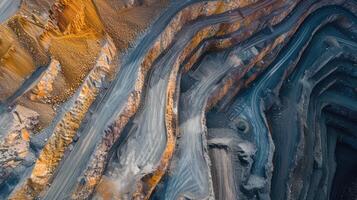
[0,105,38,198]
[0,0,356,200]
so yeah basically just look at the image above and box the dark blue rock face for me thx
[205,3,357,200]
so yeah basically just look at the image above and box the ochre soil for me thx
[94,0,169,50]
[0,0,168,128]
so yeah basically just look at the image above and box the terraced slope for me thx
[0,0,356,200]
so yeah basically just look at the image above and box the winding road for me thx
[42,1,216,199]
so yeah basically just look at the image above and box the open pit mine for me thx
[0,0,356,200]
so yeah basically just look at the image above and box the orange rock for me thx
[21,129,30,142]
[9,36,117,200]
[0,25,36,101]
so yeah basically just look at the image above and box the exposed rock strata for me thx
[1,0,168,198]
[70,2,262,199]
[9,36,117,200]
[0,0,356,200]
[0,105,38,198]
[207,3,357,200]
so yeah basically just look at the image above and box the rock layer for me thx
[0,0,356,200]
